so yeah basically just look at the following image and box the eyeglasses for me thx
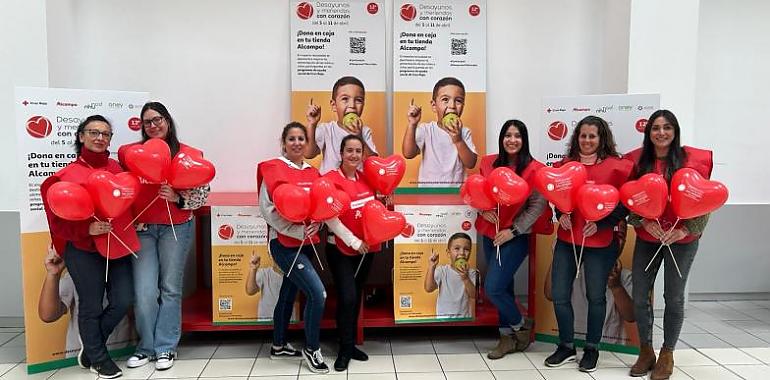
[83,129,113,139]
[142,116,165,128]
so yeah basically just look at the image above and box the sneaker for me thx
[302,348,330,374]
[544,344,577,367]
[349,346,369,361]
[155,352,175,370]
[270,343,302,359]
[579,347,599,372]
[90,359,122,379]
[77,345,91,369]
[126,353,151,368]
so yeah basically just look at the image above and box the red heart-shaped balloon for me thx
[363,155,406,195]
[273,183,311,223]
[309,177,350,221]
[123,138,171,183]
[46,181,95,221]
[671,168,728,219]
[533,162,587,213]
[487,167,530,206]
[168,150,216,189]
[362,200,406,245]
[85,171,140,219]
[460,174,495,210]
[576,184,619,222]
[619,173,668,219]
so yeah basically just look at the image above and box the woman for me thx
[322,135,380,371]
[256,122,328,374]
[41,115,139,379]
[477,120,548,359]
[119,102,209,371]
[544,115,633,372]
[625,110,712,380]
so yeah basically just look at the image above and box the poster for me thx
[538,94,661,166]
[290,0,387,173]
[392,0,486,191]
[15,87,148,373]
[211,206,297,324]
[393,204,478,323]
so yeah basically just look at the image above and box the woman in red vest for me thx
[477,120,548,360]
[118,102,209,371]
[322,135,380,371]
[257,122,328,374]
[626,110,712,380]
[41,115,139,379]
[544,116,633,372]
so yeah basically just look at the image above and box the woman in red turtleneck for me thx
[41,115,138,378]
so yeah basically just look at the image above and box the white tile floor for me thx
[1,300,770,379]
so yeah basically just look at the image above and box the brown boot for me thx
[487,334,517,360]
[514,318,535,351]
[629,344,656,377]
[650,347,674,380]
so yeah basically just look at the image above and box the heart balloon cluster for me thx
[460,167,529,210]
[46,171,140,220]
[272,177,351,223]
[363,155,406,195]
[533,163,620,221]
[123,139,215,189]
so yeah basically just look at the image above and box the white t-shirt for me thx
[572,268,633,345]
[434,264,478,318]
[255,267,285,320]
[415,121,476,188]
[315,121,378,174]
[59,273,134,358]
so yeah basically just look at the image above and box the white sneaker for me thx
[155,352,175,370]
[126,353,151,368]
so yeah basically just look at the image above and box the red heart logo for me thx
[547,121,567,141]
[468,4,481,16]
[533,162,587,213]
[127,117,142,131]
[85,171,140,219]
[460,174,495,210]
[487,167,530,206]
[273,183,311,223]
[309,177,350,221]
[364,155,406,195]
[635,118,648,133]
[26,116,52,138]
[576,184,619,222]
[123,138,172,183]
[168,149,216,189]
[362,200,406,245]
[619,173,668,219]
[670,168,728,219]
[401,222,415,238]
[46,181,95,221]
[218,224,234,240]
[297,2,314,19]
[400,4,416,21]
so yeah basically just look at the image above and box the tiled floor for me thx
[2,300,770,379]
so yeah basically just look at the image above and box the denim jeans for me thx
[63,242,133,364]
[326,244,374,351]
[482,235,529,328]
[270,239,326,351]
[551,239,618,346]
[633,239,698,350]
[133,220,193,356]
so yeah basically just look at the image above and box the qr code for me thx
[218,297,232,312]
[399,295,412,309]
[350,37,366,54]
[451,38,467,55]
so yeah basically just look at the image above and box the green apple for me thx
[342,112,359,128]
[453,257,468,271]
[442,112,459,128]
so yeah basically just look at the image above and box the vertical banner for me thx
[392,1,486,191]
[211,206,297,324]
[15,87,148,373]
[538,94,661,166]
[534,225,641,353]
[393,204,478,323]
[290,0,387,173]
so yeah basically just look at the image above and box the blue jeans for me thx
[482,235,529,328]
[270,239,326,351]
[551,239,618,346]
[133,220,193,356]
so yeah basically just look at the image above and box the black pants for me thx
[63,243,133,364]
[326,244,374,351]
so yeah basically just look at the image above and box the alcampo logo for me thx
[400,3,417,21]
[26,116,53,139]
[461,221,472,231]
[400,223,415,238]
[128,117,142,131]
[218,224,235,240]
[547,121,568,141]
[635,118,648,133]
[297,2,314,20]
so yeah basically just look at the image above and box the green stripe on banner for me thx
[535,333,640,355]
[394,317,473,324]
[395,187,460,194]
[26,346,135,374]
